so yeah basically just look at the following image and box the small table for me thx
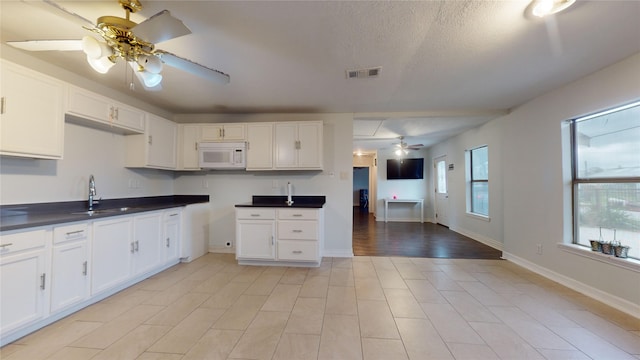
[384,198,424,223]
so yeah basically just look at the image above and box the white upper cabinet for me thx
[246,123,273,170]
[66,85,145,134]
[178,124,202,170]
[274,121,323,169]
[126,114,177,170]
[201,123,246,141]
[0,60,65,159]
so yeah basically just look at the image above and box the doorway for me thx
[353,167,369,212]
[434,155,450,227]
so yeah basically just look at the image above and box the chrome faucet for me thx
[88,174,97,211]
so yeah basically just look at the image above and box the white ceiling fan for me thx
[6,0,230,90]
[393,136,423,155]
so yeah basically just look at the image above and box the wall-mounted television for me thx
[386,158,424,180]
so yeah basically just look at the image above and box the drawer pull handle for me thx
[0,243,13,248]
[40,273,46,290]
[131,242,135,253]
[250,214,260,217]
[82,261,88,276]
[134,241,139,252]
[166,237,170,247]
[169,213,178,217]
[292,230,303,233]
[292,250,303,254]
[292,214,303,217]
[66,230,84,236]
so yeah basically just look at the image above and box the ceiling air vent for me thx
[346,66,382,79]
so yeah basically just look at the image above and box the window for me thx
[571,101,640,260]
[468,146,489,216]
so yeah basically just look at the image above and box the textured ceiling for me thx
[1,1,639,151]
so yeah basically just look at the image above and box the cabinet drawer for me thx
[53,223,88,244]
[0,229,48,255]
[163,209,181,221]
[278,221,317,240]
[278,209,318,220]
[277,240,318,261]
[236,208,276,220]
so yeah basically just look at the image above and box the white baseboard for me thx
[209,247,234,254]
[451,226,504,251]
[322,249,354,258]
[503,252,640,319]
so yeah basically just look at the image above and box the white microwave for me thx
[198,142,246,169]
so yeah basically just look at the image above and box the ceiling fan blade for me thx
[408,144,424,148]
[6,40,83,51]
[156,50,230,84]
[132,10,191,44]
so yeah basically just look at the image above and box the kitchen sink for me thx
[71,207,139,216]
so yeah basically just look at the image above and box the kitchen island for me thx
[235,196,325,267]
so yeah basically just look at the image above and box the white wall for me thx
[173,113,354,257]
[501,53,640,311]
[0,122,175,204]
[375,148,430,222]
[428,52,640,314]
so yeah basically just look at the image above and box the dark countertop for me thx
[0,195,209,232]
[235,195,326,208]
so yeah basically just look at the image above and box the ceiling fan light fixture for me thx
[137,55,163,74]
[130,61,163,88]
[530,0,575,17]
[81,36,112,59]
[87,55,115,74]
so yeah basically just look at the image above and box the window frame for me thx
[467,145,489,217]
[569,101,640,259]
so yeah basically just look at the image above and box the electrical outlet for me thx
[536,244,543,255]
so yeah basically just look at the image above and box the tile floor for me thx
[1,253,639,360]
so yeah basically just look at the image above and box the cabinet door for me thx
[147,114,177,169]
[0,61,64,159]
[163,211,181,263]
[236,220,275,260]
[246,123,273,170]
[92,217,132,295]
[201,125,223,141]
[132,213,163,276]
[67,85,111,123]
[297,122,323,169]
[221,124,246,140]
[113,103,145,133]
[50,241,89,313]
[181,124,201,170]
[274,123,298,168]
[0,249,47,334]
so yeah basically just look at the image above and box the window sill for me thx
[558,243,640,273]
[466,212,490,222]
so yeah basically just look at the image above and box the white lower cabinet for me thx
[0,207,187,346]
[91,217,133,296]
[132,212,163,276]
[163,209,182,263]
[236,208,276,260]
[0,229,50,337]
[50,223,89,314]
[236,207,324,266]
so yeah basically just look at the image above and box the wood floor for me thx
[352,207,503,259]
